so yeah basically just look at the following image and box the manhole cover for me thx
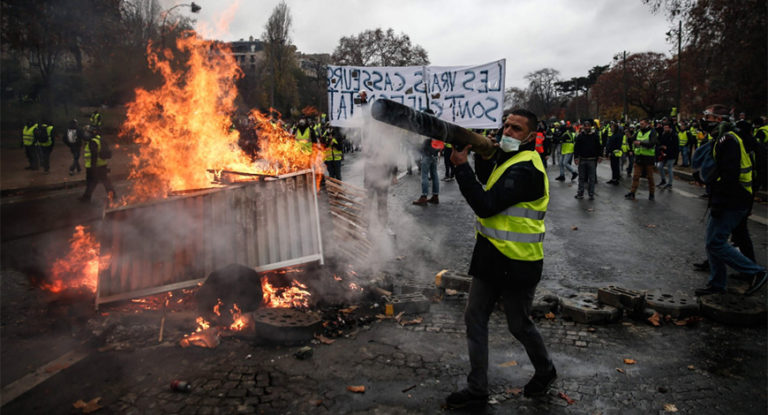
[251,308,322,344]
[560,292,621,324]
[645,291,698,318]
[699,293,767,326]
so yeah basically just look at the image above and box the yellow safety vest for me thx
[678,131,688,146]
[475,151,549,261]
[713,132,752,194]
[90,112,102,127]
[323,138,343,161]
[756,125,768,144]
[560,131,575,154]
[36,125,53,147]
[84,136,108,168]
[634,130,655,157]
[295,128,312,153]
[22,123,37,146]
[621,135,631,153]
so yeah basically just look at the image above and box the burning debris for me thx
[42,225,108,294]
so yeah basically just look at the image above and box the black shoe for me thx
[624,192,635,200]
[445,389,488,409]
[571,172,578,181]
[693,260,709,271]
[649,193,655,201]
[574,193,584,199]
[659,180,666,186]
[745,271,767,295]
[694,285,726,296]
[588,194,594,200]
[555,176,565,182]
[524,367,557,397]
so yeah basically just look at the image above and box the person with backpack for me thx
[34,119,55,173]
[79,127,116,203]
[693,104,766,297]
[65,119,85,175]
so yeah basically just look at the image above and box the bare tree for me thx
[331,28,429,66]
[503,87,527,110]
[262,1,298,113]
[524,68,561,117]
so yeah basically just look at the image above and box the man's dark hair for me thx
[508,109,538,132]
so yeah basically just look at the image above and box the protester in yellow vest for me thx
[625,118,659,200]
[554,125,577,181]
[22,120,39,170]
[79,129,116,203]
[445,109,556,409]
[694,104,766,297]
[294,118,316,154]
[321,127,343,180]
[34,121,55,173]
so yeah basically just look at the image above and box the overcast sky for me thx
[179,0,674,89]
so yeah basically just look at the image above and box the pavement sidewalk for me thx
[0,137,136,196]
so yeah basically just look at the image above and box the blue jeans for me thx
[680,146,690,167]
[659,159,675,185]
[559,153,577,177]
[420,155,439,196]
[577,158,597,196]
[706,208,766,290]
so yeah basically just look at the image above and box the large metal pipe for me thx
[370,99,497,158]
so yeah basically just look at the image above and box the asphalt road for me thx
[1,151,766,414]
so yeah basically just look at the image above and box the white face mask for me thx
[499,135,522,152]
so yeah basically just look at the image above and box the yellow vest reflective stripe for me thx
[678,131,688,146]
[561,131,574,154]
[22,124,37,145]
[84,136,108,168]
[90,113,102,126]
[713,132,752,194]
[476,151,549,261]
[634,130,655,156]
[621,135,630,153]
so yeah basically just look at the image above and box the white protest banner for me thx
[327,59,505,130]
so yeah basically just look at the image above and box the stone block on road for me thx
[560,292,622,324]
[532,289,560,316]
[435,270,472,292]
[699,293,767,326]
[384,293,431,315]
[645,291,699,318]
[597,286,646,312]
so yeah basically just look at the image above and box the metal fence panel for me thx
[96,170,323,306]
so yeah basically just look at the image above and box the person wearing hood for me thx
[445,109,556,409]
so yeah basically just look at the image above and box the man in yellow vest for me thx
[22,119,39,170]
[554,123,577,181]
[321,126,343,180]
[79,128,116,203]
[625,118,659,200]
[445,109,556,409]
[294,117,316,154]
[35,120,55,173]
[695,104,766,296]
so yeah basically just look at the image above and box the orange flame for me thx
[261,276,311,308]
[120,31,322,204]
[229,303,249,331]
[195,316,211,332]
[43,225,109,293]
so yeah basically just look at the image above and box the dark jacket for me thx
[659,130,679,160]
[573,130,602,158]
[710,132,752,211]
[605,131,624,156]
[455,141,545,286]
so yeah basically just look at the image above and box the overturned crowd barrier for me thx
[96,170,323,307]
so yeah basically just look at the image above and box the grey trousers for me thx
[465,275,554,394]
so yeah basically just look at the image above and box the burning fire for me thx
[43,225,109,293]
[121,31,322,204]
[262,276,311,308]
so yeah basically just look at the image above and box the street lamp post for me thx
[615,51,628,123]
[667,20,682,122]
[161,2,201,49]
